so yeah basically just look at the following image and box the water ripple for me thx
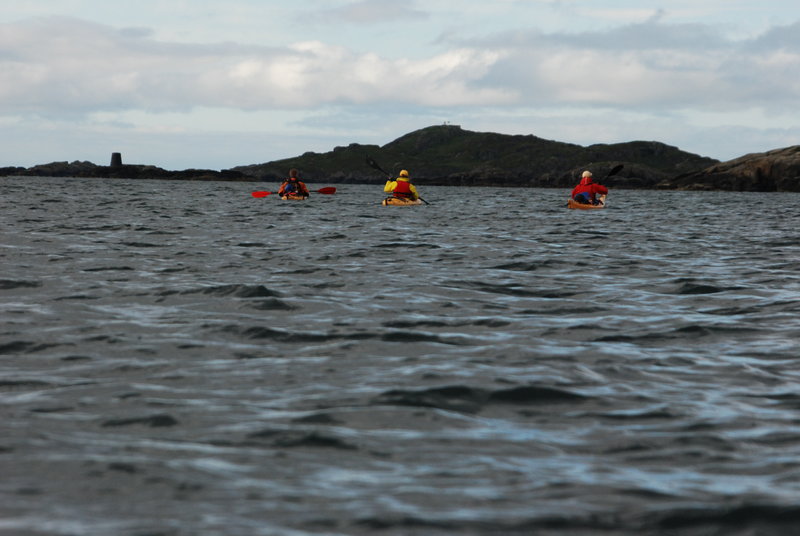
[2,178,800,535]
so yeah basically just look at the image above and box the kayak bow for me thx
[382,197,423,206]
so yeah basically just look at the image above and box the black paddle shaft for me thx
[366,156,391,178]
[605,164,624,179]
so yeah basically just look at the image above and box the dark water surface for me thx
[2,176,800,535]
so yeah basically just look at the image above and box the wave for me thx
[233,242,269,248]
[223,325,469,345]
[0,341,66,355]
[653,504,800,532]
[0,279,41,289]
[372,384,587,413]
[491,259,571,271]
[224,326,329,342]
[667,278,743,295]
[246,298,296,310]
[119,241,165,248]
[245,429,357,450]
[380,331,467,345]
[444,279,577,298]
[101,414,179,427]
[180,284,281,298]
[373,242,441,249]
[81,266,135,272]
[0,379,53,390]
[596,323,758,342]
[383,318,511,329]
[352,503,800,535]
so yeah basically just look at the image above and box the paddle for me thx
[251,187,336,198]
[596,164,622,206]
[365,156,429,205]
[605,164,624,180]
[365,156,390,177]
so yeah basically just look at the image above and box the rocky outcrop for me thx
[0,161,251,181]
[660,146,800,191]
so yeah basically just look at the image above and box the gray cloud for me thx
[308,0,429,24]
[457,18,800,112]
[0,17,290,115]
[2,12,800,167]
[747,20,800,51]
[0,16,506,117]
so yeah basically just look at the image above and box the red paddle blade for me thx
[316,187,336,194]
[251,191,272,198]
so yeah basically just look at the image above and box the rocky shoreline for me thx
[658,145,800,192]
[3,126,799,191]
[0,161,252,182]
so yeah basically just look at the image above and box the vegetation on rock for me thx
[5,125,799,190]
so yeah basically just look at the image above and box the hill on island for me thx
[233,124,719,189]
[5,124,800,190]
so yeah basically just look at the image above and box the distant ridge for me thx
[5,125,799,190]
[232,124,719,189]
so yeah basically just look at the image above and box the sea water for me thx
[2,176,800,535]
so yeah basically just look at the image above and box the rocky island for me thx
[2,125,799,191]
[658,145,800,191]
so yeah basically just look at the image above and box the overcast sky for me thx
[2,0,799,170]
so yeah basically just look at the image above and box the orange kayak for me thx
[382,197,422,206]
[567,195,607,210]
[281,194,308,201]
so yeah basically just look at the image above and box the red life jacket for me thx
[392,179,413,198]
[571,177,608,202]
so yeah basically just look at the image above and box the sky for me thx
[2,0,800,170]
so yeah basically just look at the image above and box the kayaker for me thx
[278,169,310,198]
[571,171,608,205]
[384,170,420,201]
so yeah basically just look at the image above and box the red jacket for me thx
[571,177,608,202]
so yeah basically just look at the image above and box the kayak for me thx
[382,197,422,206]
[567,195,607,210]
[281,194,308,201]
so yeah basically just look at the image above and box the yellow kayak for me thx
[281,194,308,201]
[382,197,422,206]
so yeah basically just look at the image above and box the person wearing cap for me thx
[571,170,608,205]
[383,169,420,201]
[278,168,310,198]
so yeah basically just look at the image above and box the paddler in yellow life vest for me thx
[384,170,419,200]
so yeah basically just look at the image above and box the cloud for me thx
[2,12,800,162]
[0,16,510,117]
[458,18,800,113]
[747,20,800,51]
[308,0,429,24]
